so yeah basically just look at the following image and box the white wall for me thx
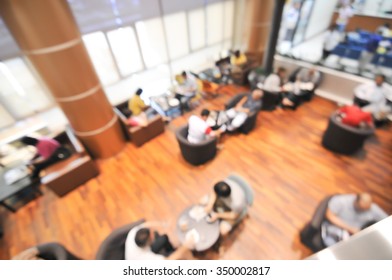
[305,0,339,40]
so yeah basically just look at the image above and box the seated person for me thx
[187,109,223,144]
[281,67,320,109]
[230,50,247,72]
[321,193,388,247]
[262,67,287,94]
[336,105,374,128]
[175,71,198,110]
[127,88,158,127]
[125,221,195,260]
[21,136,71,178]
[225,88,263,132]
[203,180,247,236]
[354,74,392,121]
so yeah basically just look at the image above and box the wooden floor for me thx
[0,85,391,260]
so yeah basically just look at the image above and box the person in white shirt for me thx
[336,3,354,32]
[283,2,301,41]
[176,71,198,111]
[321,25,342,61]
[262,67,287,93]
[125,222,195,260]
[354,75,392,120]
[187,109,222,144]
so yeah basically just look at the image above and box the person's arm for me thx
[166,245,190,260]
[210,211,238,221]
[204,192,217,214]
[234,96,248,111]
[325,209,359,235]
[354,83,368,98]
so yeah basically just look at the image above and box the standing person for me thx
[21,136,71,178]
[187,109,223,144]
[283,1,301,42]
[336,3,354,32]
[321,25,342,62]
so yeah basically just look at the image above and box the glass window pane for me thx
[107,27,144,76]
[136,18,169,68]
[0,104,14,128]
[188,8,206,50]
[206,2,224,46]
[82,32,120,85]
[224,0,234,40]
[163,12,190,59]
[0,58,52,119]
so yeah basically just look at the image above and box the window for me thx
[224,0,235,40]
[0,58,52,119]
[163,12,190,59]
[206,2,224,46]
[82,31,120,85]
[0,104,14,129]
[107,27,144,76]
[136,18,169,68]
[188,8,206,50]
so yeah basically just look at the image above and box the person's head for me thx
[181,71,188,79]
[213,181,231,198]
[135,88,143,96]
[135,228,152,248]
[293,1,301,9]
[354,193,372,212]
[308,66,317,76]
[234,50,241,58]
[20,136,38,146]
[251,88,264,100]
[200,109,210,121]
[375,74,385,87]
[384,23,390,29]
[329,24,337,31]
[277,67,287,79]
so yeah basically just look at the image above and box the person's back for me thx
[125,225,165,260]
[128,94,146,116]
[187,112,212,144]
[217,179,247,217]
[36,137,60,160]
[263,73,282,93]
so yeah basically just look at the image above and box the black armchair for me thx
[36,242,80,260]
[322,113,374,154]
[96,219,145,260]
[175,125,217,165]
[300,196,333,252]
[225,93,259,134]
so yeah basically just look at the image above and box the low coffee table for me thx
[0,163,41,212]
[176,205,220,252]
[150,94,181,118]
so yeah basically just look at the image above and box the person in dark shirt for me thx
[225,88,263,131]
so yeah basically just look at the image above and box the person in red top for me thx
[21,136,71,178]
[337,105,374,128]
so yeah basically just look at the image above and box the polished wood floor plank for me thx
[0,85,391,260]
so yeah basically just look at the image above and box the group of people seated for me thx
[125,179,248,260]
[187,88,263,144]
[262,66,321,109]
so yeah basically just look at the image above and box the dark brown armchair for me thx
[114,101,165,147]
[41,126,99,197]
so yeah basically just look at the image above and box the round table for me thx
[176,205,220,252]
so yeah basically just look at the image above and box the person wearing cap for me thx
[321,193,388,247]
